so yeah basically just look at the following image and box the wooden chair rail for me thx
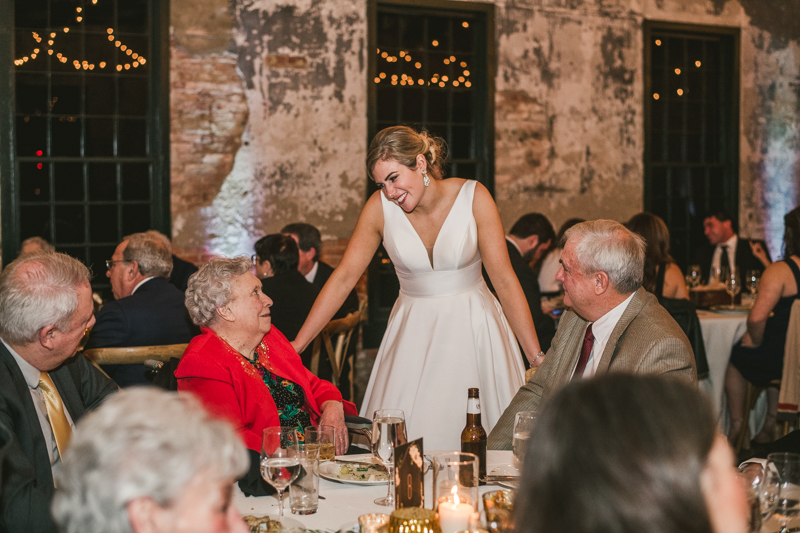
[83,343,189,366]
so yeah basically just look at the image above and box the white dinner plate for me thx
[319,460,389,485]
[709,305,750,315]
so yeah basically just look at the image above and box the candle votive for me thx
[432,452,479,511]
[482,490,514,533]
[358,513,389,533]
[389,508,441,533]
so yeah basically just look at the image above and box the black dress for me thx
[730,258,800,386]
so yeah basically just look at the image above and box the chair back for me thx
[310,307,363,401]
[83,343,189,366]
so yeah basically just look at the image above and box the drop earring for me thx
[422,169,430,187]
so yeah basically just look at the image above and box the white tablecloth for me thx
[697,309,748,416]
[234,450,514,530]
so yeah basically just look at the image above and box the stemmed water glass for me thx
[739,462,778,531]
[371,408,408,506]
[725,267,741,308]
[261,426,301,517]
[768,452,800,533]
[686,264,702,289]
[747,269,761,297]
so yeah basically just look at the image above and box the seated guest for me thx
[84,232,199,387]
[537,218,584,296]
[514,374,748,533]
[254,234,320,368]
[52,388,249,533]
[488,220,695,449]
[0,252,117,533]
[726,207,800,445]
[627,213,708,378]
[697,210,771,284]
[143,229,199,292]
[175,257,357,496]
[18,236,55,256]
[484,213,556,360]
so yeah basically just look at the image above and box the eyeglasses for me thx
[251,254,259,266]
[105,259,130,270]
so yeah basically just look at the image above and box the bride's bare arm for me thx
[291,192,384,354]
[473,183,543,365]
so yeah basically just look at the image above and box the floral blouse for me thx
[246,358,312,440]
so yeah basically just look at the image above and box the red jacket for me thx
[176,327,357,451]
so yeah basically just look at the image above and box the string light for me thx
[695,60,701,67]
[676,88,683,96]
[674,68,681,75]
[655,39,662,46]
[653,93,660,100]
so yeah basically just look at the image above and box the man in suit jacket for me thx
[281,223,359,319]
[84,233,198,387]
[0,252,118,533]
[484,213,556,365]
[696,211,771,284]
[488,220,696,450]
[141,230,199,292]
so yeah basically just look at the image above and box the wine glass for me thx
[725,267,741,308]
[512,411,536,471]
[739,462,778,531]
[261,426,301,517]
[371,408,408,506]
[747,269,761,297]
[768,452,800,533]
[687,264,702,288]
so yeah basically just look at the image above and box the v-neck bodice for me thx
[381,180,481,296]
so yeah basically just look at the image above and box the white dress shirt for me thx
[1,337,76,474]
[710,234,738,280]
[305,262,319,284]
[574,292,636,379]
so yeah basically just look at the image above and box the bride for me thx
[292,126,542,449]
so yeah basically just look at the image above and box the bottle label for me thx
[467,398,481,414]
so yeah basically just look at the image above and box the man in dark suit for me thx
[484,213,556,366]
[142,230,199,292]
[254,234,320,367]
[0,252,118,533]
[488,220,695,449]
[696,211,771,284]
[84,233,199,387]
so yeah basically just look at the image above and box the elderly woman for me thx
[52,388,249,533]
[726,207,800,445]
[514,374,748,533]
[175,256,357,495]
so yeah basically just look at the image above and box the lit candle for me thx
[438,487,474,533]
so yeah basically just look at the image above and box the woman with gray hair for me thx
[52,388,249,533]
[175,256,357,496]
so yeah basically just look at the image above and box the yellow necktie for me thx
[38,372,72,457]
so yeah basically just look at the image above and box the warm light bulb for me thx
[655,39,662,46]
[432,40,439,46]
[674,68,681,75]
[695,60,701,67]
[676,88,683,96]
[415,62,421,68]
[653,93,660,100]
[462,21,469,28]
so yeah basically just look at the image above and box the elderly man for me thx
[142,230,199,292]
[488,220,696,450]
[0,252,118,533]
[484,213,556,361]
[84,232,198,387]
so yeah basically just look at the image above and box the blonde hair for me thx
[366,126,448,180]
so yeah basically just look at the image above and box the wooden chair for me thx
[309,306,363,402]
[83,344,189,378]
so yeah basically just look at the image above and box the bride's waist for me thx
[396,260,484,297]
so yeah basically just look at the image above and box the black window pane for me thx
[21,205,51,240]
[86,76,115,115]
[450,125,471,159]
[15,0,47,28]
[399,16,424,50]
[119,35,149,74]
[451,91,472,124]
[401,87,423,122]
[377,13,398,49]
[14,30,40,73]
[427,90,448,122]
[51,116,82,156]
[122,204,150,235]
[16,74,48,114]
[118,119,147,156]
[652,38,666,66]
[118,0,148,33]
[428,17,449,50]
[51,75,82,115]
[60,246,88,264]
[85,33,112,70]
[376,87,397,122]
[51,0,78,28]
[651,166,667,198]
[121,163,150,200]
[89,246,117,276]
[88,163,117,201]
[89,205,119,242]
[16,115,47,156]
[85,118,115,156]
[54,205,85,243]
[455,162,475,180]
[84,0,115,31]
[452,20,473,52]
[119,77,148,116]
[54,162,84,201]
[20,162,50,202]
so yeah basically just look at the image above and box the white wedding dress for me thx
[360,180,525,450]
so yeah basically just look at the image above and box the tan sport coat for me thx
[487,287,696,449]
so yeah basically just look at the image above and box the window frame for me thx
[0,0,171,267]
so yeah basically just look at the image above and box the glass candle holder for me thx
[359,513,390,533]
[482,490,515,533]
[389,508,441,533]
[432,453,479,533]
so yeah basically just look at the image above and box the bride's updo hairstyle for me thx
[366,126,448,181]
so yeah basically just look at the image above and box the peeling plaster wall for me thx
[168,0,799,264]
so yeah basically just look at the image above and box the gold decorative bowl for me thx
[389,508,442,533]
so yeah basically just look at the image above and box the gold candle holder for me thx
[359,513,390,533]
[389,508,442,533]
[481,490,514,533]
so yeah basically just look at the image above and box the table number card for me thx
[394,438,424,509]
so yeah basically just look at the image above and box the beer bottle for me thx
[460,387,487,480]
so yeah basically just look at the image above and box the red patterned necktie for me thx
[572,324,595,380]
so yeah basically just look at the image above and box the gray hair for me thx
[562,220,645,294]
[123,233,173,278]
[20,236,55,254]
[0,252,91,345]
[52,388,248,533]
[140,230,173,254]
[185,256,252,327]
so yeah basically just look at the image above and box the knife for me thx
[481,475,519,483]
